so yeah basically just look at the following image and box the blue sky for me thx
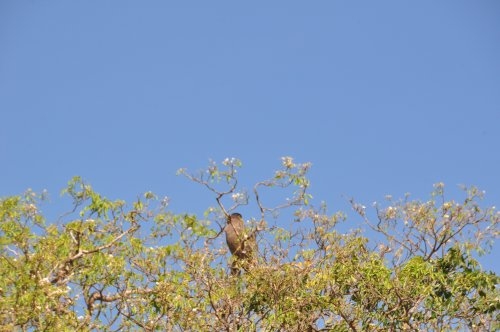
[1,1,499,271]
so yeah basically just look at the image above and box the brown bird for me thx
[224,213,257,274]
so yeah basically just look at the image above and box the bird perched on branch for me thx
[224,213,257,275]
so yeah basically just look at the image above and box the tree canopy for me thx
[1,158,498,331]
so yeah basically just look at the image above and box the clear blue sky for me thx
[1,1,499,271]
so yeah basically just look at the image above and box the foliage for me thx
[1,159,499,331]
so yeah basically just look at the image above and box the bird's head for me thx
[227,212,243,224]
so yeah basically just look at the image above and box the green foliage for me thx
[1,160,499,331]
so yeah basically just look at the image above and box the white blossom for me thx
[281,156,294,168]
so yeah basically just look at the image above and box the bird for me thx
[224,213,257,274]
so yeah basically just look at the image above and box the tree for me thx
[0,157,498,331]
